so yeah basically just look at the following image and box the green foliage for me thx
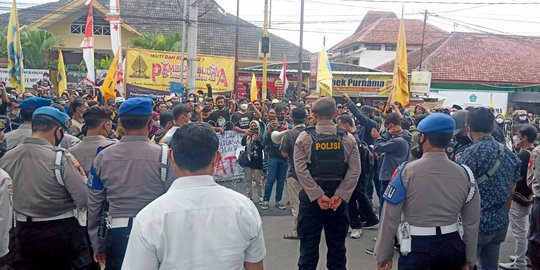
[0,28,7,58]
[129,31,183,52]
[21,29,62,69]
[78,55,114,71]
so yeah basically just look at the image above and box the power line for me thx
[336,0,540,4]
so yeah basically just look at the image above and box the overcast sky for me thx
[6,0,540,52]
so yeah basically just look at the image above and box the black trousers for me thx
[9,217,93,270]
[528,198,540,270]
[297,182,349,270]
[105,220,133,270]
[348,175,379,229]
[398,232,466,270]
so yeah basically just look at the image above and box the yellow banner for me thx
[331,74,393,97]
[125,49,234,97]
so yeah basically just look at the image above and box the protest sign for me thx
[214,130,244,182]
[125,49,234,98]
[0,68,48,90]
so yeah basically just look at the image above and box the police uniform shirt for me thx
[87,135,176,252]
[0,137,88,218]
[61,133,82,149]
[374,152,481,267]
[0,169,12,257]
[69,135,117,176]
[528,145,540,197]
[4,123,31,150]
[293,119,361,203]
[70,119,84,136]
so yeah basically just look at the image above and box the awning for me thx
[509,92,540,103]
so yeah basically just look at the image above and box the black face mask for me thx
[217,105,225,110]
[416,133,424,159]
[54,127,64,146]
[250,128,259,135]
[455,134,472,145]
[276,115,285,121]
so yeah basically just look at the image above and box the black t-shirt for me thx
[232,111,255,130]
[208,109,232,130]
[514,147,534,203]
[279,127,305,179]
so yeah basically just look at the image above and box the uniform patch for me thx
[383,163,407,204]
[446,146,454,153]
[88,163,103,190]
[529,155,536,170]
[72,159,86,177]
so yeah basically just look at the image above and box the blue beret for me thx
[19,97,52,109]
[417,113,456,134]
[33,107,71,129]
[118,97,153,116]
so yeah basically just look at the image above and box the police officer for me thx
[4,97,52,150]
[0,106,92,269]
[446,110,472,161]
[375,113,481,270]
[0,168,11,268]
[87,97,176,270]
[69,106,117,175]
[527,144,540,269]
[294,97,361,270]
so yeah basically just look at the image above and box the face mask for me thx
[513,135,521,145]
[43,76,49,80]
[519,116,527,121]
[496,118,504,124]
[416,134,424,159]
[250,128,259,135]
[198,97,204,103]
[276,115,285,121]
[240,104,249,111]
[466,130,473,142]
[153,121,160,128]
[450,112,455,116]
[166,102,172,107]
[11,110,19,117]
[189,97,195,102]
[54,127,64,146]
[217,105,225,110]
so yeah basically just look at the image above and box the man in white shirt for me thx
[122,122,266,270]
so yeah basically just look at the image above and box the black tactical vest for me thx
[306,126,347,178]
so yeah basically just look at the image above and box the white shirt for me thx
[122,175,266,270]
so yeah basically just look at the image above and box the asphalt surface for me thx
[219,180,528,270]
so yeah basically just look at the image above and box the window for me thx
[352,59,359,65]
[365,44,382,50]
[70,14,110,36]
[385,44,396,51]
[352,45,359,51]
[343,48,350,54]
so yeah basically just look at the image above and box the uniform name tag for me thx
[315,142,341,150]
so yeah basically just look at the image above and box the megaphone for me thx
[271,130,288,144]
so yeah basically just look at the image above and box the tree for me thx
[21,29,62,69]
[78,55,114,71]
[129,31,182,52]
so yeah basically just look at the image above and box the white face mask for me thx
[189,97,194,102]
[513,135,521,145]
[240,104,249,111]
[198,97,204,103]
[519,116,527,121]
[496,118,504,124]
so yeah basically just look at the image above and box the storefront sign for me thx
[332,74,393,97]
[410,70,431,94]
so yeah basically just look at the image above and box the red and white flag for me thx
[80,0,95,85]
[84,0,92,5]
[279,55,289,98]
[106,0,121,56]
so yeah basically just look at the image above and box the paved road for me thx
[220,180,526,270]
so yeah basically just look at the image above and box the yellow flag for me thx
[392,19,409,107]
[250,73,258,101]
[490,93,494,108]
[100,49,120,103]
[7,0,25,92]
[317,44,333,97]
[57,48,67,97]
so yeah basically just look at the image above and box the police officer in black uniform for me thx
[446,110,472,162]
[294,97,361,270]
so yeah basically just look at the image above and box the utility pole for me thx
[179,0,188,97]
[186,0,198,95]
[262,0,269,100]
[233,0,239,98]
[296,0,304,98]
[419,10,427,70]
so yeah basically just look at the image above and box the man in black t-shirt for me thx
[208,96,235,133]
[232,98,263,134]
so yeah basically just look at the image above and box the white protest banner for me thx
[0,68,49,89]
[214,130,244,182]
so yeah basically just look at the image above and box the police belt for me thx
[108,217,135,229]
[409,222,459,236]
[16,210,74,222]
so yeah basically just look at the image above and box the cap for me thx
[0,115,10,131]
[115,97,125,104]
[118,97,153,116]
[19,97,52,109]
[337,104,343,108]
[32,107,71,129]
[451,110,468,136]
[106,97,116,106]
[356,103,362,107]
[360,105,374,115]
[452,104,463,110]
[164,96,172,102]
[417,113,456,134]
[312,97,336,117]
[272,99,280,104]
